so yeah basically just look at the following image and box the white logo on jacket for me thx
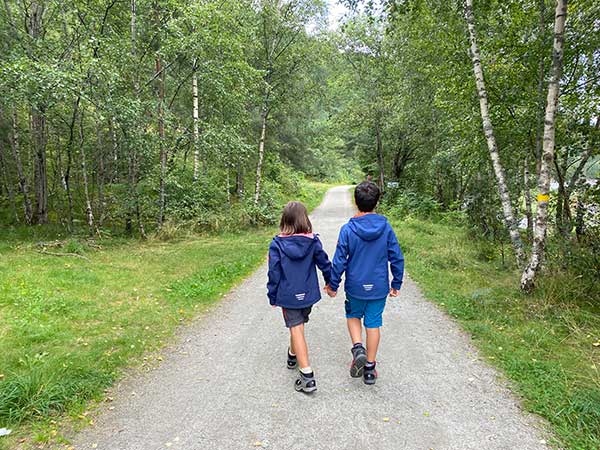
[295,293,306,301]
[363,284,374,291]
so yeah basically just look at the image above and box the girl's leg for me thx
[289,323,309,369]
[365,327,381,362]
[347,318,363,345]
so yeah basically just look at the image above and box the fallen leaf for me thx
[592,342,600,347]
[253,442,264,447]
[423,411,430,417]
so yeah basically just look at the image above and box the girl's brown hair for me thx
[279,201,312,235]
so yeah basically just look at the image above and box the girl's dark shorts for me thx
[281,306,312,328]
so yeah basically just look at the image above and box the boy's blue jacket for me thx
[329,214,404,300]
[267,235,332,309]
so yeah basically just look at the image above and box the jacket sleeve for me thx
[266,242,281,305]
[387,225,404,290]
[329,227,349,292]
[313,237,332,285]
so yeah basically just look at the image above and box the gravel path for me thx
[71,186,550,450]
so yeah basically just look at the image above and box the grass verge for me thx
[0,182,333,449]
[390,216,600,450]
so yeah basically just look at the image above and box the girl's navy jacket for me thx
[267,234,332,309]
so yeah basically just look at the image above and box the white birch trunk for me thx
[254,107,268,206]
[520,0,568,292]
[375,119,385,191]
[465,0,526,267]
[192,61,200,182]
[79,116,95,236]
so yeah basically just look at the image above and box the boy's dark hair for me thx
[280,201,312,235]
[354,181,380,212]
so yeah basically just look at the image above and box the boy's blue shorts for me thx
[345,295,386,328]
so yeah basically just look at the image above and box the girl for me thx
[267,201,332,393]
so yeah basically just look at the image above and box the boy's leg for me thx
[346,297,368,377]
[289,323,309,369]
[346,318,363,345]
[363,299,385,385]
[365,327,381,362]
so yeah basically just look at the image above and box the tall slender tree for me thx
[465,0,526,267]
[521,0,568,291]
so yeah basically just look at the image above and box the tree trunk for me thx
[520,0,568,292]
[96,121,106,226]
[109,117,119,183]
[156,53,167,228]
[254,106,268,206]
[236,163,244,200]
[192,60,200,182]
[8,108,33,223]
[28,1,48,224]
[226,168,231,206]
[32,106,48,224]
[126,145,134,234]
[375,119,385,191]
[534,0,546,177]
[575,175,586,242]
[79,114,95,236]
[465,0,526,267]
[523,157,534,239]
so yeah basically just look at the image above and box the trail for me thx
[72,186,549,450]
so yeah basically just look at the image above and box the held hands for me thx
[324,284,337,298]
[323,285,397,298]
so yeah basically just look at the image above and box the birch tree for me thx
[521,0,569,292]
[464,0,526,267]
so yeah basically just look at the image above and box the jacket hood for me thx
[348,214,388,241]
[274,235,317,260]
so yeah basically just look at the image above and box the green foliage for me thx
[380,188,442,220]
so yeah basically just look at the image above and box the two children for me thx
[267,182,404,392]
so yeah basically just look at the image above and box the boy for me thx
[325,181,404,385]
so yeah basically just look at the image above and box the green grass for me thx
[0,231,273,448]
[390,216,600,450]
[0,182,333,449]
